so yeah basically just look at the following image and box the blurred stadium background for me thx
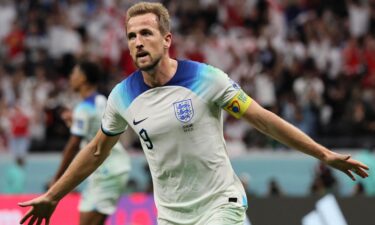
[0,0,374,224]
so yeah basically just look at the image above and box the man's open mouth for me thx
[136,51,149,58]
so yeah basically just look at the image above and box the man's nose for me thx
[135,36,143,48]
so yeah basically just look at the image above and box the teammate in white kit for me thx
[19,2,369,225]
[49,61,130,225]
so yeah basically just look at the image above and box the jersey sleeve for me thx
[101,84,128,136]
[204,65,253,118]
[70,104,91,137]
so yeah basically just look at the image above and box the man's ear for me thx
[163,33,172,49]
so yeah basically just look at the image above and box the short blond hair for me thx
[126,2,171,35]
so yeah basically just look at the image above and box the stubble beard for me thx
[136,55,162,72]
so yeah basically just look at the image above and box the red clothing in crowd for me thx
[3,28,25,60]
[343,43,362,77]
[9,109,29,137]
[363,49,375,88]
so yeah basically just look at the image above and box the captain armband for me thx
[224,90,253,119]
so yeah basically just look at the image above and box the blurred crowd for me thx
[1,0,375,157]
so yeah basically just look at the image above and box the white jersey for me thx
[102,60,248,224]
[71,93,130,177]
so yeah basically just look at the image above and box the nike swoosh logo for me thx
[133,117,148,125]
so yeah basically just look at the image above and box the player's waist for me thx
[155,189,247,223]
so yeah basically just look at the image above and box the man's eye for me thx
[128,34,136,40]
[142,31,152,36]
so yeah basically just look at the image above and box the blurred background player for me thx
[49,61,130,225]
[8,102,31,161]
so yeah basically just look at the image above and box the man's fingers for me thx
[36,217,43,225]
[347,160,370,177]
[352,168,369,178]
[344,170,355,181]
[348,159,370,170]
[20,209,33,224]
[358,162,369,170]
[27,216,37,225]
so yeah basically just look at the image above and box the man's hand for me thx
[324,152,369,181]
[18,194,58,225]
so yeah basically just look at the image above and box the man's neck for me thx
[141,57,178,87]
[80,86,96,99]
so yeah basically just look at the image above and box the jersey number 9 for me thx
[139,129,153,150]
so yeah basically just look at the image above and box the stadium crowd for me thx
[1,0,375,156]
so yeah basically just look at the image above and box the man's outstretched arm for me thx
[51,135,82,185]
[18,129,120,225]
[242,100,369,180]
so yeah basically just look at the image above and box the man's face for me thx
[69,66,85,92]
[126,13,170,71]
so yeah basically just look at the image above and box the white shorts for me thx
[200,202,246,225]
[158,202,246,225]
[78,171,129,215]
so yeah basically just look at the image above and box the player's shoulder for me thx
[108,70,149,108]
[171,59,223,84]
[83,92,106,105]
[74,101,92,115]
[75,93,104,112]
[178,59,203,68]
[93,94,107,108]
[181,59,226,78]
[109,71,140,96]
[178,59,213,74]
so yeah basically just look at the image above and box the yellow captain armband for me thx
[224,90,253,119]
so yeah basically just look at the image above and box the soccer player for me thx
[19,2,369,225]
[48,61,130,225]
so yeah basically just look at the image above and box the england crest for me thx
[173,99,194,123]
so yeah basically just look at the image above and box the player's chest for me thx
[124,88,208,139]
